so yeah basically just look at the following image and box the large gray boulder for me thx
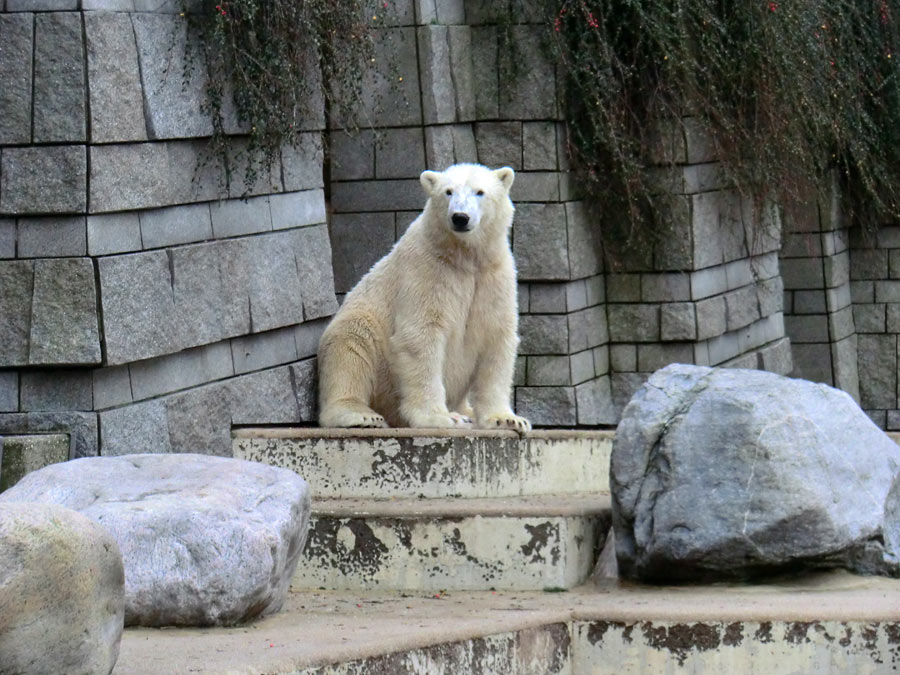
[612,364,900,583]
[0,454,310,626]
[0,502,125,675]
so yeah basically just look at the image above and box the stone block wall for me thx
[0,1,333,461]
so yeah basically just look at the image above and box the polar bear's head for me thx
[419,164,515,241]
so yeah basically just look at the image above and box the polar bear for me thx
[318,163,531,432]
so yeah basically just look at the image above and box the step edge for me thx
[310,494,613,518]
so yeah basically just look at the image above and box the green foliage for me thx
[547,0,900,249]
[188,0,379,191]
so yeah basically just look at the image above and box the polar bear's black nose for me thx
[451,213,470,231]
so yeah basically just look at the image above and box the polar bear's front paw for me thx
[408,411,471,429]
[449,412,474,427]
[320,407,389,428]
[480,413,532,434]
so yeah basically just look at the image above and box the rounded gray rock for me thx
[612,364,900,583]
[0,453,311,627]
[0,502,125,675]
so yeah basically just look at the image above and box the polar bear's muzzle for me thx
[451,212,472,232]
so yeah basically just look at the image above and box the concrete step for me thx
[112,573,900,674]
[296,494,611,592]
[232,428,613,499]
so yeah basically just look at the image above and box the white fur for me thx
[318,163,531,432]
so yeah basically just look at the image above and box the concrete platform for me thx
[233,428,613,499]
[113,571,900,674]
[298,495,610,592]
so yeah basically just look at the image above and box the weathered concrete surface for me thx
[295,495,609,592]
[111,572,900,674]
[0,433,69,491]
[612,364,900,582]
[0,454,311,627]
[234,428,613,499]
[0,502,124,675]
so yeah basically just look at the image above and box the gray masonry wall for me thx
[0,1,332,460]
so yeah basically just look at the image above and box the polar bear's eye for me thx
[477,190,485,196]
[445,189,453,196]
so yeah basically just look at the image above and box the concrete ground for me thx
[113,571,900,674]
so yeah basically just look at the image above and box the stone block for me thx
[17,217,86,257]
[784,314,829,343]
[611,372,649,416]
[470,26,498,119]
[646,118,687,165]
[828,305,855,342]
[99,399,171,455]
[528,283,566,314]
[289,359,318,421]
[519,315,568,355]
[226,141,284,199]
[854,304,886,334]
[498,26,558,120]
[887,304,900,334]
[722,352,759,370]
[376,128,427,179]
[850,280,874,304]
[566,279,588,312]
[832,334,860,403]
[168,241,246,347]
[865,409,887,429]
[566,201,602,278]
[330,212,395,294]
[693,341,711,367]
[888,411,900,431]
[209,196,272,239]
[757,276,784,317]
[890,250,900,279]
[790,342,833,385]
[424,126,455,170]
[82,0,136,7]
[585,275,605,306]
[475,122,522,169]
[568,305,608,353]
[607,304,660,343]
[823,229,850,256]
[84,11,146,143]
[88,142,170,213]
[294,318,328,359]
[288,224,340,320]
[826,283,851,313]
[593,345,609,376]
[98,251,182,365]
[0,220,14,259]
[418,25,456,124]
[690,265,728,300]
[610,344,636,372]
[0,411,97,459]
[824,250,850,288]
[231,328,299,376]
[331,129,375,181]
[1,146,87,214]
[682,163,728,193]
[706,330,741,366]
[517,283,529,312]
[0,13,33,145]
[20,371,92,412]
[0,261,34,366]
[92,365,132,410]
[723,258,753,289]
[270,190,327,230]
[395,212,420,238]
[850,248,887,280]
[690,193,726,269]
[523,122,557,171]
[781,257,825,290]
[511,172,560,203]
[228,366,302,426]
[695,295,727,341]
[878,226,900,249]
[331,179,423,212]
[131,13,213,139]
[652,196,693,271]
[876,281,900,303]
[33,12,85,143]
[792,289,826,315]
[606,274,641,302]
[758,336,793,376]
[29,258,101,366]
[140,204,213,249]
[281,133,324,191]
[165,384,232,455]
[637,343,694,372]
[641,272,690,302]
[783,290,793,314]
[512,203,568,281]
[782,232,822,258]
[87,212,142,256]
[569,350,594,385]
[683,117,717,163]
[515,387,576,426]
[0,373,18,412]
[575,376,616,425]
[526,356,570,386]
[129,342,233,401]
[661,302,697,341]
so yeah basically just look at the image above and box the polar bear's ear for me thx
[494,167,515,192]
[420,170,441,194]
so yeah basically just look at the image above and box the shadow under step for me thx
[296,494,612,592]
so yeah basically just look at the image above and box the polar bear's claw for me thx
[481,413,532,434]
[449,412,474,427]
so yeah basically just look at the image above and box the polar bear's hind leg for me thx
[318,330,389,428]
